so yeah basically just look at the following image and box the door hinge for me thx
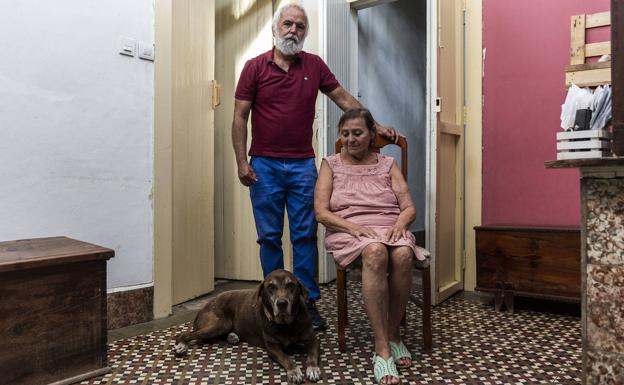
[463,105,467,124]
[461,249,466,270]
[435,97,442,113]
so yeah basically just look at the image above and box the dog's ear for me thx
[256,282,264,299]
[256,281,274,321]
[298,280,309,304]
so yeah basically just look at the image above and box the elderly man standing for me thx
[232,3,396,331]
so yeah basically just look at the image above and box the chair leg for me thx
[337,269,348,352]
[344,275,349,327]
[504,287,515,314]
[422,266,432,352]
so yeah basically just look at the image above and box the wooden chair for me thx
[333,134,432,353]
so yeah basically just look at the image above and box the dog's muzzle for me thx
[272,298,293,324]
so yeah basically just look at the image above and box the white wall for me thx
[0,0,154,289]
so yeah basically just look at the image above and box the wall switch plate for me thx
[138,42,155,61]
[119,37,136,57]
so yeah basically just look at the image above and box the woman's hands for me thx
[384,222,409,243]
[350,223,409,243]
[350,223,410,243]
[350,224,378,240]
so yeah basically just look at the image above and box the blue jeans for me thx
[249,156,320,300]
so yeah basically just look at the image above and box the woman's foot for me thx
[389,341,412,368]
[373,353,400,385]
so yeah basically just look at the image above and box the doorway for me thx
[357,0,428,249]
[323,0,465,304]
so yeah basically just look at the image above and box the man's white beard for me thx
[274,33,304,56]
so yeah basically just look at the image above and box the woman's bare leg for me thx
[361,242,398,384]
[388,246,414,366]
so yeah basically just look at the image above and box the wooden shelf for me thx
[545,157,624,169]
[565,62,611,88]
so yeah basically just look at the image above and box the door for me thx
[214,0,276,281]
[171,0,215,304]
[435,0,464,303]
[324,0,465,303]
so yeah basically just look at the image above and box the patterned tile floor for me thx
[82,281,581,385]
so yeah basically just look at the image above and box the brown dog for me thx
[173,269,321,384]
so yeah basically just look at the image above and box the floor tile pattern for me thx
[81,281,581,385]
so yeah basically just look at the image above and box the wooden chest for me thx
[475,226,580,311]
[0,237,114,385]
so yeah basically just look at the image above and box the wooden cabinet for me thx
[475,226,580,311]
[0,237,114,385]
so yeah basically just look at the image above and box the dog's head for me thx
[257,269,308,325]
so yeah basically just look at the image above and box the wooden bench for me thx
[0,237,114,385]
[475,226,580,312]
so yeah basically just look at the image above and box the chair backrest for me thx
[334,134,408,179]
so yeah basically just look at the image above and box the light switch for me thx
[119,37,136,57]
[138,42,155,61]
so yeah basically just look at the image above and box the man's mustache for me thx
[284,33,299,43]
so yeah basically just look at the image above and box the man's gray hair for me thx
[272,3,309,38]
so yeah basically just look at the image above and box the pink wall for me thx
[482,0,610,226]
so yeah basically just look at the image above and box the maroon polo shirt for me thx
[235,49,340,158]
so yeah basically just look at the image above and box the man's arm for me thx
[325,85,362,111]
[232,99,257,186]
[325,86,397,142]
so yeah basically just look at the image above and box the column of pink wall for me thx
[482,0,610,226]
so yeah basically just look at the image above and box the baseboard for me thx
[48,367,111,385]
[107,285,154,329]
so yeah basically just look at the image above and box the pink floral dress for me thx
[323,153,425,268]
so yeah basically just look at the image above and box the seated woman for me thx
[314,108,427,385]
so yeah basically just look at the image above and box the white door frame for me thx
[154,0,174,319]
[426,0,439,305]
[318,0,438,304]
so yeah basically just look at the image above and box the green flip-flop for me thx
[389,341,412,368]
[372,354,400,384]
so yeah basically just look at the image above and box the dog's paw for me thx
[173,341,188,356]
[287,366,304,384]
[227,332,240,345]
[306,366,321,382]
